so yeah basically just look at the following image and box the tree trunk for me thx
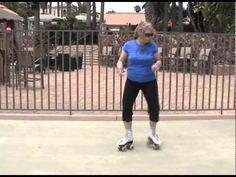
[57,2,60,17]
[86,2,91,28]
[187,2,198,32]
[171,2,178,31]
[33,3,40,31]
[67,2,72,15]
[178,2,183,32]
[144,2,154,23]
[100,2,105,23]
[163,2,169,31]
[40,2,47,13]
[32,2,40,45]
[61,2,63,17]
[49,2,52,14]
[92,2,97,30]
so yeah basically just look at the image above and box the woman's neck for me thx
[136,38,145,45]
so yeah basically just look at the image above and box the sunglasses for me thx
[144,33,154,37]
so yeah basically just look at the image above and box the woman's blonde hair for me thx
[134,21,156,39]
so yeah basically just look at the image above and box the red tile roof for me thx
[0,5,18,15]
[104,12,145,26]
[0,5,23,21]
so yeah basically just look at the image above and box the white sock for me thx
[125,128,132,138]
[150,127,156,136]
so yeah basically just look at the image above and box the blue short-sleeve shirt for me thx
[123,39,158,83]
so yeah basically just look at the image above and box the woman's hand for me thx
[151,60,162,72]
[117,61,124,77]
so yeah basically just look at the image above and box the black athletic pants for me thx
[122,78,160,122]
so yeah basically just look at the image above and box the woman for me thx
[116,22,162,151]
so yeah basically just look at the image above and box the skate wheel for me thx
[118,145,126,152]
[147,137,152,145]
[127,145,134,150]
[153,144,160,150]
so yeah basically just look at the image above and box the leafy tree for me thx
[4,2,34,29]
[192,2,235,33]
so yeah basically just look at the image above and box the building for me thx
[41,3,76,18]
[0,5,23,83]
[103,12,145,31]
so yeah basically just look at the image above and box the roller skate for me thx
[147,133,162,150]
[117,130,134,152]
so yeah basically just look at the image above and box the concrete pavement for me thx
[0,118,235,175]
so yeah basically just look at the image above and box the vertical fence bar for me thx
[91,31,94,110]
[169,33,173,110]
[227,36,233,109]
[11,31,16,110]
[25,33,30,110]
[112,42,116,111]
[119,69,123,111]
[220,35,226,114]
[4,31,8,109]
[98,32,101,110]
[62,31,65,110]
[54,31,58,110]
[69,30,72,115]
[32,31,37,110]
[195,43,199,110]
[189,33,193,110]
[40,30,44,110]
[84,31,87,110]
[208,33,213,110]
[76,31,79,110]
[19,30,23,110]
[105,46,108,111]
[182,46,186,110]
[202,34,206,110]
[214,34,220,110]
[36,31,44,110]
[47,30,51,110]
[161,32,166,111]
[176,35,181,110]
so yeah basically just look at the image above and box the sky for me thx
[96,2,145,13]
[52,2,188,13]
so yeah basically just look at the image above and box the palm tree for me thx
[142,2,155,23]
[32,2,40,31]
[57,2,60,17]
[178,2,183,32]
[49,2,52,14]
[4,2,34,30]
[76,2,86,13]
[40,2,47,13]
[92,2,97,29]
[142,2,169,31]
[187,2,198,32]
[86,2,91,28]
[66,2,72,16]
[100,2,105,23]
[163,2,169,31]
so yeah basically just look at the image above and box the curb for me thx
[0,113,234,121]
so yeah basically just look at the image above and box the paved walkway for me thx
[0,118,235,175]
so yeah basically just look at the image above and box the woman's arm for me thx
[117,50,128,76]
[151,51,162,72]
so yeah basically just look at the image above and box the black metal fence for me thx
[0,30,235,114]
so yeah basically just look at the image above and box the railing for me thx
[0,30,234,114]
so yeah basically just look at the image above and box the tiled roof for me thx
[0,5,23,21]
[0,5,18,16]
[104,12,145,26]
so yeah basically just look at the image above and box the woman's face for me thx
[139,28,154,43]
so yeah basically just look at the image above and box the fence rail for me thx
[0,30,235,114]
